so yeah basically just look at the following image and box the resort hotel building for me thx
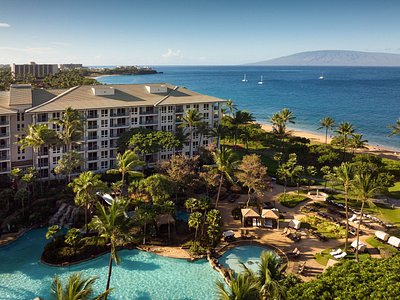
[0,83,225,180]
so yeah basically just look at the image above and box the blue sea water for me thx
[97,66,400,151]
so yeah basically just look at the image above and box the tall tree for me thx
[213,147,239,207]
[89,200,132,299]
[51,107,83,153]
[188,211,203,240]
[230,111,255,148]
[224,99,237,116]
[141,173,173,204]
[196,121,211,146]
[277,153,303,197]
[206,209,222,248]
[318,116,335,144]
[270,108,295,152]
[349,134,368,154]
[216,273,260,300]
[135,202,155,245]
[54,151,83,183]
[181,108,202,157]
[335,122,355,156]
[51,273,110,300]
[236,154,271,207]
[333,163,353,252]
[107,150,144,191]
[351,172,378,261]
[69,171,106,232]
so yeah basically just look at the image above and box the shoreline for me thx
[260,123,400,161]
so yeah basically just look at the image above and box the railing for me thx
[111,123,128,128]
[88,146,99,151]
[111,112,129,117]
[140,120,157,125]
[0,144,9,149]
[0,167,10,173]
[87,135,98,140]
[0,156,10,161]
[0,121,9,126]
[87,124,99,129]
[0,132,9,137]
[87,156,98,162]
[87,114,98,119]
[140,110,158,115]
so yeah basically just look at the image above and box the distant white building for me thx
[58,64,83,70]
[11,62,59,79]
[0,83,225,180]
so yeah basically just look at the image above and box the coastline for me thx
[260,124,400,161]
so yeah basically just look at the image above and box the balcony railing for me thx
[111,123,128,128]
[87,124,99,129]
[0,156,10,161]
[140,109,158,115]
[0,121,9,126]
[140,119,157,125]
[87,135,98,140]
[111,112,129,117]
[0,144,9,149]
[87,114,98,119]
[0,167,10,173]
[88,156,98,162]
[88,146,99,151]
[0,132,9,137]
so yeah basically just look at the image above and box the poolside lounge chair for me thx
[334,252,347,259]
[348,214,357,222]
[329,248,342,256]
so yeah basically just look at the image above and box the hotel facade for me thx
[0,83,225,180]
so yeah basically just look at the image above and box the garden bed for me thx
[278,193,310,208]
[301,216,346,239]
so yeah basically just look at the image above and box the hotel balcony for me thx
[0,166,10,173]
[140,108,158,115]
[87,124,99,130]
[88,156,98,162]
[87,114,98,119]
[0,120,9,126]
[111,112,129,117]
[87,145,99,151]
[0,143,9,149]
[0,155,10,161]
[111,122,129,128]
[0,131,9,137]
[87,135,99,140]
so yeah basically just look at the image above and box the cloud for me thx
[162,48,182,58]
[0,22,10,28]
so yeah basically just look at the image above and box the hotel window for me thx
[193,141,199,147]
[88,162,97,171]
[131,107,138,114]
[101,120,108,127]
[131,117,138,125]
[193,132,199,139]
[168,106,174,113]
[53,146,61,154]
[101,140,108,148]
[101,161,108,169]
[17,113,25,122]
[203,104,209,110]
[17,146,25,155]
[101,130,108,138]
[203,113,209,119]
[167,115,173,122]
[101,151,108,159]
[161,116,167,124]
[193,104,199,109]
[167,125,173,131]
[52,124,61,131]
[88,131,98,140]
[161,107,167,113]
[88,152,98,161]
[37,113,48,122]
[87,110,97,118]
[203,140,209,146]
[52,112,60,119]
[101,109,108,117]
[161,125,167,131]
[186,105,190,109]
[52,156,60,164]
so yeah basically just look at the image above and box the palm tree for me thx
[351,172,379,261]
[188,211,202,240]
[181,108,202,157]
[135,202,155,245]
[335,122,355,155]
[196,121,210,146]
[51,107,84,153]
[230,110,255,148]
[225,99,237,116]
[213,147,239,208]
[107,150,144,192]
[89,200,132,299]
[388,118,400,136]
[349,134,368,154]
[318,116,335,144]
[216,273,259,300]
[333,163,353,252]
[51,273,110,300]
[69,171,106,232]
[270,108,295,152]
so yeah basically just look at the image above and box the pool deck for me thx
[217,182,380,282]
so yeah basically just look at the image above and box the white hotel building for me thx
[0,83,225,180]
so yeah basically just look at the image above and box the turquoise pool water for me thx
[0,229,221,299]
[219,245,274,274]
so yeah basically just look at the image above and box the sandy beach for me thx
[260,124,400,161]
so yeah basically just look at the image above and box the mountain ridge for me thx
[250,50,400,66]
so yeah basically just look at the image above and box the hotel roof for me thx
[26,83,226,113]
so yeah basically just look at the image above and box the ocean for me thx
[96,66,400,151]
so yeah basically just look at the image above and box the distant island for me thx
[87,66,159,77]
[250,50,400,66]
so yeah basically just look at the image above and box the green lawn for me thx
[388,181,400,200]
[301,215,346,239]
[365,237,398,254]
[315,246,371,266]
[278,192,309,208]
[329,194,400,225]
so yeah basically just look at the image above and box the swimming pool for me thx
[219,245,274,274]
[0,229,221,299]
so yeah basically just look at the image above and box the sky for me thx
[1,0,400,65]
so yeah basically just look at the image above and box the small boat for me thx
[319,73,325,80]
[242,73,248,82]
[258,75,263,85]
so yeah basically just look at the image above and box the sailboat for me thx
[319,73,325,80]
[242,74,248,82]
[258,75,263,85]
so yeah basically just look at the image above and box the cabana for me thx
[289,219,301,230]
[388,236,400,248]
[261,209,280,229]
[351,240,367,252]
[241,208,261,227]
[375,231,390,242]
[155,214,175,229]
